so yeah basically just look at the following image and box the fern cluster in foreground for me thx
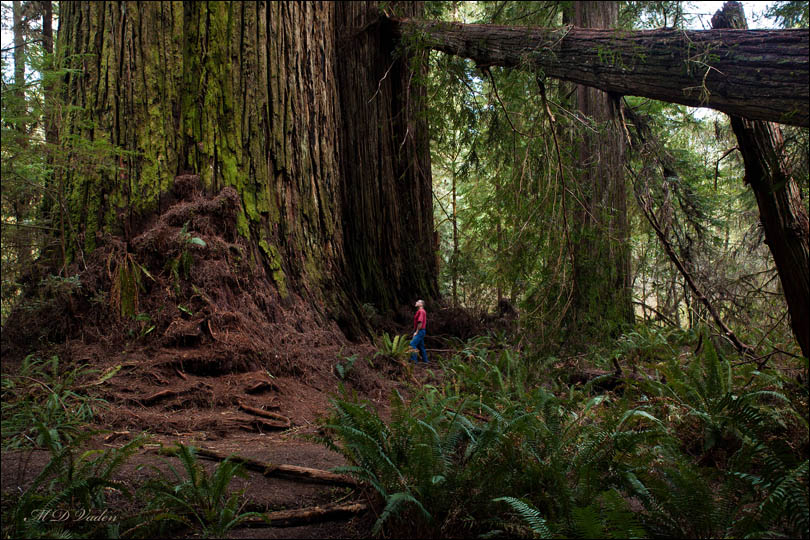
[319,329,809,538]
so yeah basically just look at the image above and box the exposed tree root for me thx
[240,416,291,432]
[140,388,181,405]
[245,380,278,394]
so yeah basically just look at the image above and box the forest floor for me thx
[0,179,500,538]
[0,351,488,540]
[1,338,449,538]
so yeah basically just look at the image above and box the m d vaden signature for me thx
[27,508,118,523]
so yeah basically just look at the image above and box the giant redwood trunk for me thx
[56,1,437,333]
[713,3,810,359]
[568,1,633,339]
[335,3,437,310]
[390,16,809,127]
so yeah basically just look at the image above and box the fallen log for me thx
[240,502,369,528]
[190,447,357,487]
[389,17,809,127]
[712,2,810,360]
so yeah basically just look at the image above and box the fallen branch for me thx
[238,402,290,426]
[245,380,278,394]
[631,300,679,328]
[241,417,291,432]
[240,502,368,528]
[629,165,754,358]
[189,447,357,487]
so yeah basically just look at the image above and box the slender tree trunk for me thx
[55,1,436,335]
[12,1,24,87]
[12,0,25,142]
[41,0,55,148]
[11,0,33,271]
[389,17,809,127]
[452,164,458,308]
[713,3,810,359]
[39,0,65,271]
[568,1,633,339]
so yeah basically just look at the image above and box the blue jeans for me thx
[410,329,428,363]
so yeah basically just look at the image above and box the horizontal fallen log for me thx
[240,502,369,528]
[190,447,357,487]
[389,18,809,127]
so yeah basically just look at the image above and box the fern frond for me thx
[494,497,552,538]
[373,491,431,535]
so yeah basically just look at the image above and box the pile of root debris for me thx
[1,175,396,437]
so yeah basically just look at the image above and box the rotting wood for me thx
[389,17,809,127]
[239,502,368,528]
[189,447,358,487]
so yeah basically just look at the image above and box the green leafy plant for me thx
[165,222,206,294]
[1,355,113,449]
[334,354,359,380]
[492,497,552,539]
[178,221,207,249]
[109,251,154,318]
[375,332,412,360]
[318,377,664,538]
[3,425,145,539]
[137,444,265,538]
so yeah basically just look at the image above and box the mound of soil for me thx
[0,175,402,436]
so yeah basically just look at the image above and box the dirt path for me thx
[2,429,370,538]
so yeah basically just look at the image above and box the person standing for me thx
[410,299,428,364]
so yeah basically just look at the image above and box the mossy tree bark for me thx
[389,14,809,127]
[568,1,633,339]
[56,1,437,333]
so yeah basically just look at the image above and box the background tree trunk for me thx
[56,1,436,335]
[390,16,809,127]
[712,2,810,359]
[568,1,633,339]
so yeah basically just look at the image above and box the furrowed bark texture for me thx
[713,3,810,359]
[391,17,809,127]
[335,2,438,309]
[56,1,436,330]
[569,1,633,338]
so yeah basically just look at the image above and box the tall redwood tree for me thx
[56,1,437,331]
